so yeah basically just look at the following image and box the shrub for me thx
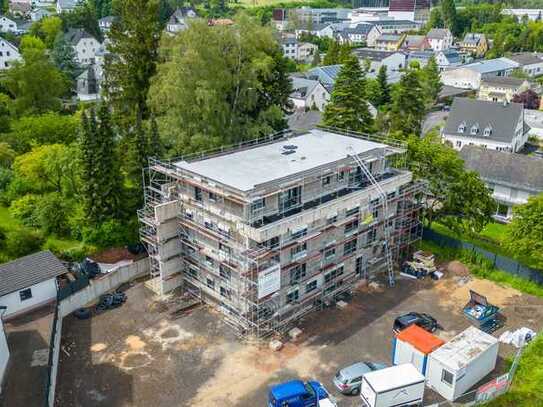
[9,194,40,227]
[34,192,72,236]
[82,219,132,249]
[4,228,45,258]
[42,240,93,262]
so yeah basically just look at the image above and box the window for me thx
[286,289,299,304]
[441,369,454,386]
[343,239,357,256]
[457,121,466,133]
[19,288,32,301]
[205,256,214,267]
[289,263,306,284]
[291,242,307,260]
[219,242,231,256]
[250,198,265,214]
[264,236,280,249]
[345,219,359,235]
[470,124,479,135]
[336,171,345,182]
[279,186,302,212]
[206,278,215,290]
[194,186,202,202]
[219,264,231,280]
[367,228,377,244]
[483,126,492,137]
[220,286,230,298]
[306,280,317,293]
[187,267,198,279]
[324,266,344,283]
[208,191,219,202]
[456,140,462,148]
[355,256,365,277]
[321,175,332,186]
[323,246,335,260]
[291,227,307,240]
[204,219,214,229]
[345,206,359,217]
[327,215,337,224]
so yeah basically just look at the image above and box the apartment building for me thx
[138,129,423,338]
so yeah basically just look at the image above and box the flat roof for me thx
[430,326,498,372]
[364,364,425,393]
[174,129,388,192]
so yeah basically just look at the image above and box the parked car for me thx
[333,362,388,395]
[393,312,439,334]
[268,380,336,407]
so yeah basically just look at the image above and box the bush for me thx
[82,219,134,249]
[42,240,93,262]
[34,192,72,236]
[9,194,40,227]
[4,228,45,258]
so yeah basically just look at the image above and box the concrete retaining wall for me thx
[47,313,62,407]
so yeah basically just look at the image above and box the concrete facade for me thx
[138,129,423,337]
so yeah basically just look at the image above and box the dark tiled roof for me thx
[444,98,524,144]
[64,28,95,45]
[0,251,68,297]
[460,146,543,192]
[504,52,543,66]
[353,48,398,61]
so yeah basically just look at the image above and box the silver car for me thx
[333,362,388,395]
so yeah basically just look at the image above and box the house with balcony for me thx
[442,98,526,153]
[138,129,423,338]
[460,146,543,222]
[478,77,531,103]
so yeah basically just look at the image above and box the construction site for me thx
[137,128,425,339]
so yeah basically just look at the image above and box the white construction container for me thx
[392,324,445,376]
[360,363,425,407]
[426,326,499,401]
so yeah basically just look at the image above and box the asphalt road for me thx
[422,110,448,136]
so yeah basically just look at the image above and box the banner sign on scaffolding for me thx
[258,264,281,299]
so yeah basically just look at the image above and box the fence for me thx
[422,228,543,285]
[43,257,150,407]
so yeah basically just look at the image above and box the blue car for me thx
[268,380,335,407]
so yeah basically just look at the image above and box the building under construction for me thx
[138,128,424,338]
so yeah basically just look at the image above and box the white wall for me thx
[1,278,57,318]
[74,38,101,64]
[441,68,480,89]
[0,41,21,70]
[0,318,9,393]
[0,17,17,33]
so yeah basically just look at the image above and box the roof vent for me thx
[283,145,298,150]
[282,150,296,155]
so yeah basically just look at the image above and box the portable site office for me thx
[392,324,445,375]
[426,326,499,401]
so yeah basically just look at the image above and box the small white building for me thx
[0,251,68,318]
[0,15,17,33]
[426,327,499,401]
[56,0,80,14]
[165,7,197,34]
[65,28,102,65]
[98,16,115,33]
[502,52,543,78]
[392,324,444,376]
[0,39,21,70]
[281,37,318,63]
[440,58,519,90]
[289,76,330,111]
[0,308,9,394]
[502,8,543,22]
[426,28,453,52]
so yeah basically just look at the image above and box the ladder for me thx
[348,150,395,287]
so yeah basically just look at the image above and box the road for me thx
[422,110,448,136]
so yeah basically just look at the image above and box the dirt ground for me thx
[55,262,543,407]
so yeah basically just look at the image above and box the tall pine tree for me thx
[390,68,426,136]
[441,0,458,36]
[422,56,442,106]
[374,65,391,108]
[322,54,373,133]
[323,41,340,65]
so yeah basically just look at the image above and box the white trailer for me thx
[426,326,499,401]
[360,363,425,407]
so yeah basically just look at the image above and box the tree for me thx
[421,56,442,106]
[148,115,162,158]
[60,1,101,41]
[512,89,541,110]
[103,0,161,128]
[149,17,292,155]
[323,40,340,65]
[441,0,458,36]
[373,65,391,108]
[407,133,494,233]
[390,68,426,136]
[504,193,543,268]
[30,16,63,48]
[338,42,352,63]
[4,47,69,115]
[322,54,373,133]
[51,32,79,83]
[311,49,321,66]
[19,35,46,52]
[427,8,444,30]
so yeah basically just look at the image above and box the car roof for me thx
[270,380,306,399]
[340,362,372,377]
[397,312,421,323]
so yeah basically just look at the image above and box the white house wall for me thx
[0,278,57,318]
[0,41,21,70]
[441,68,480,89]
[74,38,101,64]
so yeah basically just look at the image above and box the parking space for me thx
[55,261,543,407]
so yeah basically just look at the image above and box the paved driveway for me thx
[422,111,448,136]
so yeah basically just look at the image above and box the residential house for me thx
[524,108,543,140]
[502,52,543,78]
[501,8,543,22]
[0,251,68,318]
[374,34,404,51]
[400,34,427,51]
[440,58,519,89]
[460,146,543,222]
[30,8,54,22]
[426,28,453,52]
[0,311,8,393]
[0,15,17,33]
[459,33,488,57]
[442,98,526,153]
[305,64,341,88]
[354,48,406,73]
[373,19,420,34]
[0,39,21,70]
[280,37,317,63]
[340,23,374,45]
[98,16,115,33]
[65,28,102,65]
[388,0,430,23]
[478,77,531,103]
[294,23,333,39]
[281,37,298,60]
[165,7,198,34]
[289,76,330,111]
[434,49,463,70]
[9,0,31,16]
[365,25,383,47]
[56,0,80,14]
[77,64,99,101]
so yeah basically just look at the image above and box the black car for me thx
[393,312,439,334]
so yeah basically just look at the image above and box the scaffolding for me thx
[137,128,425,339]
